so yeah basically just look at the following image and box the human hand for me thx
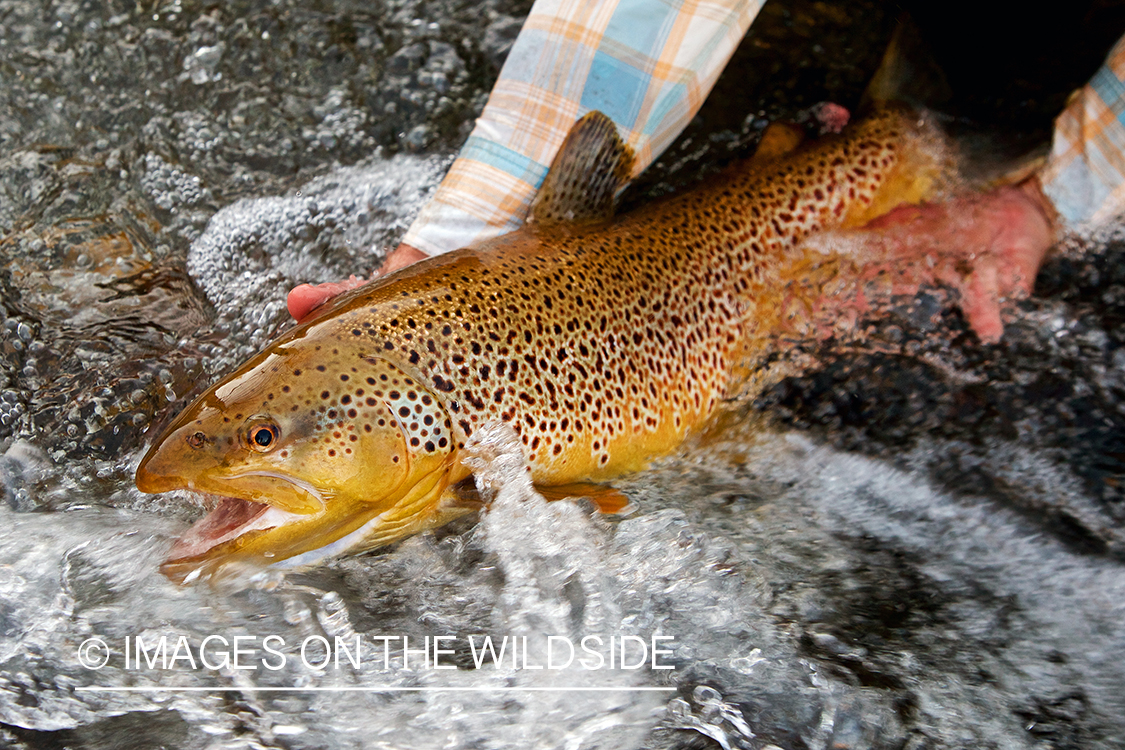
[806,178,1056,343]
[286,243,428,323]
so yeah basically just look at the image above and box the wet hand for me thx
[286,244,428,323]
[808,178,1056,343]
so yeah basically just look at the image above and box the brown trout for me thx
[137,109,948,582]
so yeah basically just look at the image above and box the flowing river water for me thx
[1,1,1124,748]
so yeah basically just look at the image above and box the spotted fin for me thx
[527,111,635,229]
[534,482,630,514]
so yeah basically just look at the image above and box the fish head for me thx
[137,340,463,583]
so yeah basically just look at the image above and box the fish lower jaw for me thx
[164,496,307,575]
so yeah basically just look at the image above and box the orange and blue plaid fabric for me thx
[405,1,1124,251]
[402,0,765,256]
[1041,34,1125,227]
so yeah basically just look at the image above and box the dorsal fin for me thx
[527,111,635,229]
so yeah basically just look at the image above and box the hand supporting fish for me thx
[137,108,1045,583]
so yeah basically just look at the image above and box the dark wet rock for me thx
[2,710,206,750]
[482,14,524,71]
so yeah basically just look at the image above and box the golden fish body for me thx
[137,109,947,581]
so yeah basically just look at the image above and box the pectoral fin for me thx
[527,111,635,229]
[439,476,485,510]
[534,482,630,514]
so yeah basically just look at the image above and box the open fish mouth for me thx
[163,495,306,576]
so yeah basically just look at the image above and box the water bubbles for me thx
[403,124,433,151]
[141,153,207,210]
[283,597,312,627]
[729,647,765,675]
[316,590,356,641]
[183,43,225,85]
[173,111,224,157]
[273,724,307,736]
[184,153,444,366]
[306,87,369,153]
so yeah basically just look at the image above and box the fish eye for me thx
[245,420,280,452]
[187,431,206,449]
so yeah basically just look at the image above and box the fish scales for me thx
[338,109,917,481]
[137,109,945,579]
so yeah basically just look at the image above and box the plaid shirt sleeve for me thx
[402,0,765,257]
[1041,34,1125,227]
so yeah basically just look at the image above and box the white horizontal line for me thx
[76,686,676,693]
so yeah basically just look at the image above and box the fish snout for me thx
[136,421,215,494]
[136,436,189,494]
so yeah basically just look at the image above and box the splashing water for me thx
[6,362,1125,748]
[187,154,450,367]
